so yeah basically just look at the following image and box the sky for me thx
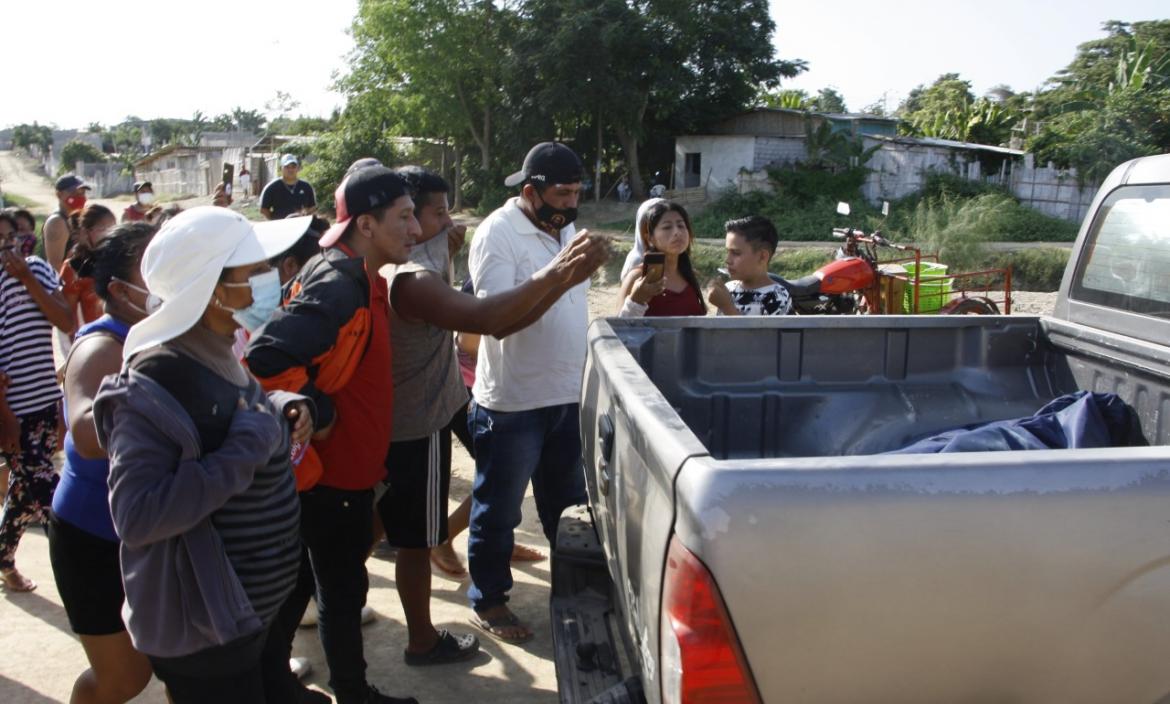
[1,0,1167,130]
[773,0,1169,114]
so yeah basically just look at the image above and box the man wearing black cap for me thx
[246,164,420,704]
[42,174,90,271]
[376,164,606,664]
[464,142,608,643]
[122,181,155,223]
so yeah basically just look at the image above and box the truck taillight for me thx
[660,536,761,704]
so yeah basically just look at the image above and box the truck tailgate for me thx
[674,448,1170,703]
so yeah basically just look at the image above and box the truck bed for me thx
[567,314,1170,704]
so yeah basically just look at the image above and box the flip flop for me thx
[1,569,36,592]
[469,609,534,644]
[510,544,546,563]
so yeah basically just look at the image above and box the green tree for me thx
[13,122,53,154]
[231,107,267,133]
[809,87,847,113]
[898,73,975,132]
[760,89,810,109]
[346,0,515,176]
[515,0,799,198]
[1028,21,1170,182]
[58,139,106,174]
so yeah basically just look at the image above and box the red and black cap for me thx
[504,142,584,188]
[319,164,410,247]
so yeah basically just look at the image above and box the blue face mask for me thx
[222,269,282,332]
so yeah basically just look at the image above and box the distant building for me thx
[672,108,898,192]
[672,107,1095,223]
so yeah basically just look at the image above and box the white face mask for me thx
[137,192,155,206]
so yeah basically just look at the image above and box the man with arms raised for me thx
[465,142,606,643]
[379,165,605,663]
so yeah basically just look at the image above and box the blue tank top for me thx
[51,315,131,542]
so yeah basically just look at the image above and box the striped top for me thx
[0,256,63,416]
[211,446,301,623]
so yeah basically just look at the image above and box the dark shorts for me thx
[48,513,126,636]
[379,425,452,549]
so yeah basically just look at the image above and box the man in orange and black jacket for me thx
[245,164,421,704]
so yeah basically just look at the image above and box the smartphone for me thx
[643,252,666,282]
[221,163,234,197]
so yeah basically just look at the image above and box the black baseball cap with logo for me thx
[504,142,584,188]
[319,165,411,247]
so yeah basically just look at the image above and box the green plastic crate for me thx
[903,262,952,313]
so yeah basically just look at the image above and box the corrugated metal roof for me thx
[867,133,1024,156]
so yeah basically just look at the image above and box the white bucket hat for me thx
[123,206,312,360]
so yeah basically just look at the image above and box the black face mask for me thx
[534,189,578,229]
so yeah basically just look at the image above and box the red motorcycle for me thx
[773,203,1010,315]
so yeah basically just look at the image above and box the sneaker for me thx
[403,629,480,666]
[365,685,418,704]
[290,656,313,680]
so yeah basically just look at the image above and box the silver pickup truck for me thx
[552,154,1170,704]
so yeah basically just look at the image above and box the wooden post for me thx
[453,139,463,212]
[595,109,602,204]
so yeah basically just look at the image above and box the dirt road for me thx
[0,150,134,215]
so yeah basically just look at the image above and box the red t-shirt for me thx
[122,204,148,222]
[314,268,394,490]
[646,283,706,317]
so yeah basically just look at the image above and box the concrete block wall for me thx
[76,162,135,198]
[753,137,807,170]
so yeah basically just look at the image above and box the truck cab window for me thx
[1071,184,1170,318]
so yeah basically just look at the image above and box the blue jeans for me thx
[466,401,586,612]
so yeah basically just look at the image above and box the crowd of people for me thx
[0,140,791,703]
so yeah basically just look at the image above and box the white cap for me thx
[123,207,312,360]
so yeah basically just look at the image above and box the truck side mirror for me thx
[837,202,851,216]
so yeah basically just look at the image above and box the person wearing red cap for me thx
[246,164,421,704]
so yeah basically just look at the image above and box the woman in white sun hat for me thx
[92,206,317,703]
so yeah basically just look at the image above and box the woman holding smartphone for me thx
[616,200,706,317]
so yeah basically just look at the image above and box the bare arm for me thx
[1,250,75,333]
[43,214,70,272]
[63,335,123,459]
[393,271,562,335]
[706,279,741,316]
[395,230,607,337]
[0,374,18,455]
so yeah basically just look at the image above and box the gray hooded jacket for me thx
[93,364,305,658]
